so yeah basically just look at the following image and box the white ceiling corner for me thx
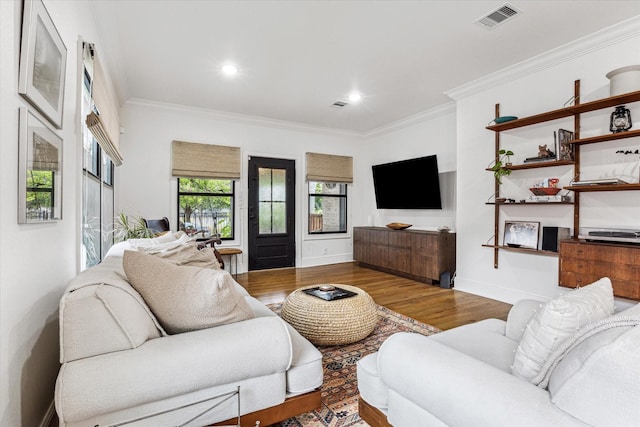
[90,1,640,133]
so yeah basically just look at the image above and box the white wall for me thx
[0,1,115,425]
[117,101,363,272]
[451,26,640,305]
[354,104,458,231]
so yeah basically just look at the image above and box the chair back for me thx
[143,217,170,234]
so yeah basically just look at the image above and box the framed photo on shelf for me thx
[18,108,63,223]
[503,221,540,249]
[558,129,575,161]
[18,0,67,129]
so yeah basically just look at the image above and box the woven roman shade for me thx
[305,152,353,183]
[85,47,123,166]
[171,140,241,179]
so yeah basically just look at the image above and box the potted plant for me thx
[113,211,157,242]
[489,149,514,184]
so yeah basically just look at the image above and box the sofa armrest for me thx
[56,316,293,424]
[378,333,582,427]
[505,299,542,342]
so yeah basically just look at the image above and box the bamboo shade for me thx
[306,152,353,183]
[86,49,123,166]
[171,140,241,179]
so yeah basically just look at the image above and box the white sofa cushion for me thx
[59,256,163,363]
[511,277,614,383]
[547,320,640,426]
[56,316,293,424]
[123,250,254,334]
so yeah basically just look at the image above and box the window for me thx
[178,178,235,239]
[81,64,114,269]
[308,182,347,234]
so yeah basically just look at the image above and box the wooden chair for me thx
[143,217,170,234]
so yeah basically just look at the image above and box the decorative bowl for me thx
[529,187,561,196]
[386,222,412,230]
[493,116,518,124]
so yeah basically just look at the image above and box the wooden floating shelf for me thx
[485,160,575,173]
[564,183,640,192]
[571,129,640,146]
[486,90,640,131]
[482,244,559,257]
[486,201,574,206]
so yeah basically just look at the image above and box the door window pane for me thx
[272,169,286,201]
[258,167,287,235]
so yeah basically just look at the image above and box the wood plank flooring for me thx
[237,262,512,330]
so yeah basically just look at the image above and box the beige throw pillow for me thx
[139,242,221,270]
[511,277,614,383]
[123,250,254,334]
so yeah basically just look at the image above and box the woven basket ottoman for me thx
[281,284,379,346]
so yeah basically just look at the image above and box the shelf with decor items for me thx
[485,79,640,278]
[484,81,581,268]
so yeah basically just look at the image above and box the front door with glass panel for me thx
[248,157,295,270]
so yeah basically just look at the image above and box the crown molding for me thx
[124,98,365,139]
[445,15,640,101]
[364,101,456,138]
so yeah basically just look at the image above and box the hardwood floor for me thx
[238,262,512,330]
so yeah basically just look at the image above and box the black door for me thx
[248,156,296,270]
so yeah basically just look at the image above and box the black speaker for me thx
[542,227,570,252]
[440,272,453,289]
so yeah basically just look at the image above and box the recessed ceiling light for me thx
[348,92,362,103]
[221,64,238,76]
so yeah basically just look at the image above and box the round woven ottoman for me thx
[281,284,379,346]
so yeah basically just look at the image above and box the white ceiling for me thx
[91,1,640,134]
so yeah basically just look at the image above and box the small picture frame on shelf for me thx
[558,129,575,161]
[504,221,540,249]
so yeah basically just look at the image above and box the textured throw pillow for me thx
[139,242,221,270]
[511,277,614,383]
[122,250,254,334]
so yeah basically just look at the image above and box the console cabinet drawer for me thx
[559,240,640,300]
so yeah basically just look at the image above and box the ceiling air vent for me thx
[475,3,521,30]
[331,100,348,108]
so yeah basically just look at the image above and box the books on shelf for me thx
[524,156,556,164]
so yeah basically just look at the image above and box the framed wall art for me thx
[18,108,63,223]
[18,0,67,129]
[503,221,540,249]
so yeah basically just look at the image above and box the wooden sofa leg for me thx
[358,398,393,427]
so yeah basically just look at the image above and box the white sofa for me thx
[357,281,640,427]
[54,252,323,426]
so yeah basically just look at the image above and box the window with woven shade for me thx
[305,152,352,234]
[171,140,241,180]
[172,140,241,238]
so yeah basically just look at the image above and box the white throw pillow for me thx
[123,250,254,334]
[511,277,614,383]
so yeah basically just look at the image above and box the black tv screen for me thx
[372,155,442,209]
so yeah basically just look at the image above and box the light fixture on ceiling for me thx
[348,92,362,103]
[221,63,239,76]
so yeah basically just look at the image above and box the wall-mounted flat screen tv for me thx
[372,155,442,209]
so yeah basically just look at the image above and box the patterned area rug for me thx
[269,304,441,427]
